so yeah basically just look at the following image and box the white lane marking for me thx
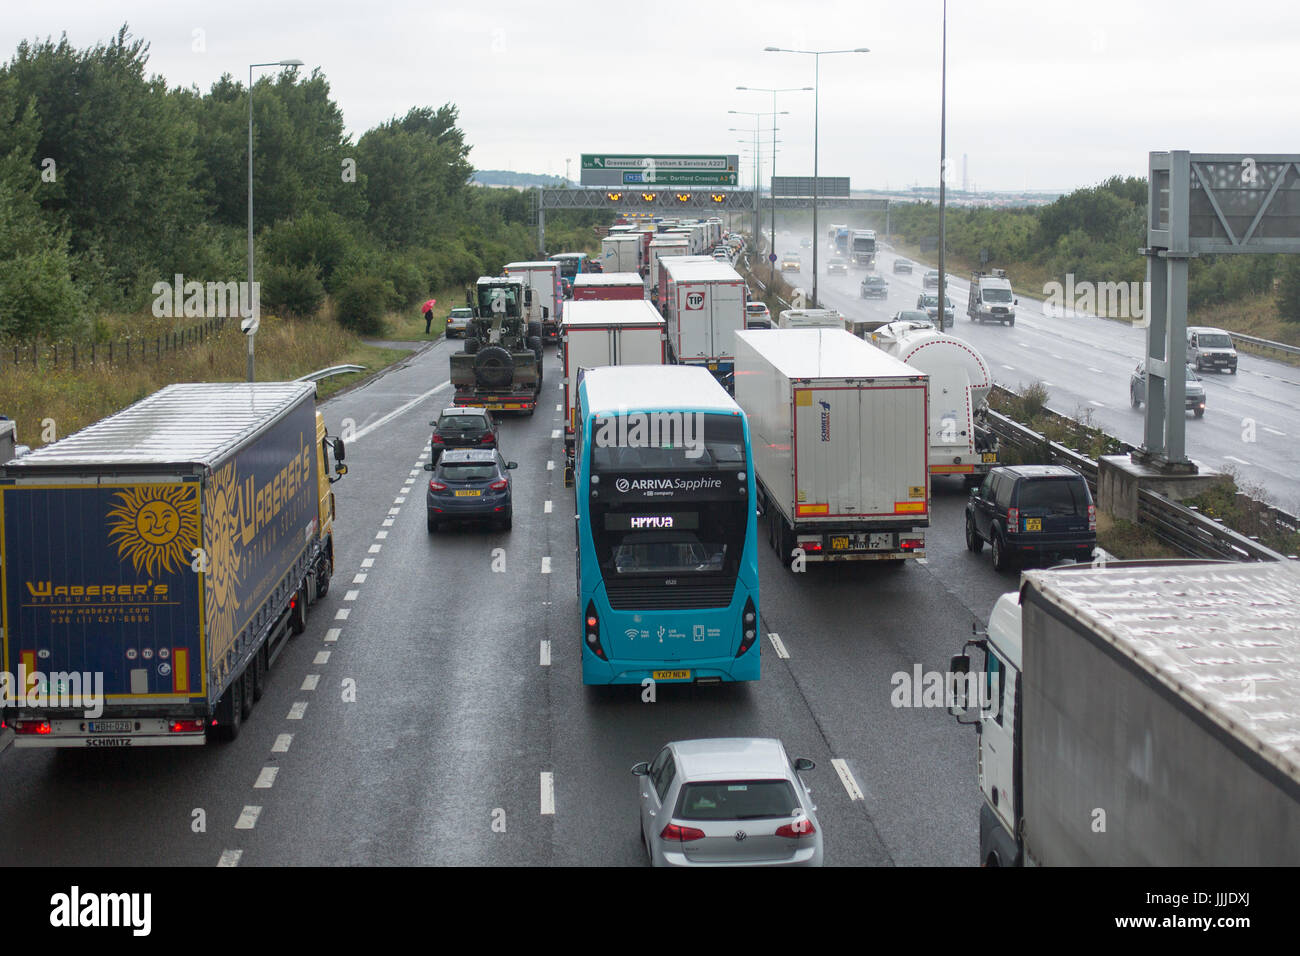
[314,651,330,665]
[334,608,350,620]
[1089,400,1105,407]
[350,381,451,443]
[301,674,320,692]
[541,557,552,574]
[344,590,360,601]
[1264,426,1286,436]
[395,497,406,504]
[540,772,556,814]
[383,519,394,527]
[1088,367,1103,374]
[368,544,381,554]
[540,640,551,665]
[555,404,562,412]
[915,557,928,564]
[1041,381,1055,387]
[376,530,389,539]
[831,758,865,801]
[409,469,420,477]
[324,628,341,643]
[254,767,278,789]
[288,702,308,720]
[551,429,561,439]
[546,460,554,471]
[1002,365,1016,371]
[1225,455,1252,465]
[768,633,789,659]
[272,734,293,753]
[235,806,262,829]
[362,558,375,568]
[217,849,243,867]
[388,507,401,515]
[544,500,553,513]
[353,573,367,584]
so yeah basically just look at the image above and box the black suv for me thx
[965,465,1096,572]
[431,406,498,463]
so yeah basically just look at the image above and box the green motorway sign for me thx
[581,154,739,188]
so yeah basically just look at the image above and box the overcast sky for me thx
[7,0,1300,193]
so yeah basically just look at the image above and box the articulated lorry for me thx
[870,320,998,481]
[849,229,877,269]
[504,260,564,344]
[660,258,746,392]
[601,235,641,275]
[0,382,348,746]
[451,276,543,414]
[561,299,666,482]
[735,328,929,564]
[949,560,1300,865]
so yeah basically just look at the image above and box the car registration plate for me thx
[454,490,482,497]
[982,452,998,463]
[1024,518,1042,531]
[652,670,691,681]
[88,720,132,734]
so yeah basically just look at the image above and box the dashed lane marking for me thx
[235,806,262,829]
[301,675,320,692]
[217,850,242,867]
[313,651,330,665]
[540,772,556,815]
[324,628,341,643]
[768,633,789,659]
[831,758,864,801]
[540,640,551,665]
[272,734,293,753]
[541,557,552,574]
[254,767,278,789]
[287,702,308,720]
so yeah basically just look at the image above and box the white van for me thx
[967,270,1017,326]
[1186,326,1238,374]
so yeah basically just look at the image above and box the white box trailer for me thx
[601,235,641,274]
[869,321,998,480]
[735,328,930,564]
[560,300,666,478]
[504,260,563,343]
[572,272,645,301]
[654,254,715,317]
[952,561,1300,866]
[661,258,746,390]
[648,239,689,296]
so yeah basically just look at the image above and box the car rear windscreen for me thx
[440,416,486,431]
[675,780,800,821]
[1017,478,1087,516]
[438,462,496,481]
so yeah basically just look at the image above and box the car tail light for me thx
[660,823,706,842]
[1088,504,1096,531]
[432,434,444,444]
[479,433,495,443]
[170,719,204,734]
[13,720,51,735]
[428,480,447,491]
[489,479,507,490]
[737,597,758,657]
[584,601,606,660]
[776,818,817,838]
[1007,507,1019,530]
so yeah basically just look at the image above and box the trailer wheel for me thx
[289,584,308,635]
[252,646,268,702]
[314,555,331,599]
[214,676,243,741]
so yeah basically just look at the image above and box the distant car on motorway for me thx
[430,406,499,463]
[424,448,517,533]
[1130,362,1205,417]
[781,253,802,273]
[632,738,823,867]
[827,257,849,275]
[744,302,773,328]
[889,309,932,325]
[800,237,812,249]
[923,270,940,289]
[446,307,473,338]
[965,465,1097,572]
[916,293,955,329]
[893,259,913,274]
[860,275,889,299]
[1186,326,1238,374]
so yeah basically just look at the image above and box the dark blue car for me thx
[425,449,517,533]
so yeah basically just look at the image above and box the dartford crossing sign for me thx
[581,154,739,188]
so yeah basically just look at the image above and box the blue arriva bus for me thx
[574,365,760,685]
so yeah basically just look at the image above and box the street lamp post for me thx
[764,48,868,308]
[937,0,949,338]
[737,86,812,283]
[247,58,303,382]
[730,109,786,248]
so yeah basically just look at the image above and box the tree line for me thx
[0,25,603,340]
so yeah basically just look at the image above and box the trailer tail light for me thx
[584,601,606,660]
[1088,504,1097,531]
[797,537,823,552]
[660,823,706,842]
[1007,507,1019,530]
[775,818,817,838]
[901,537,924,551]
[13,720,51,735]
[170,719,204,734]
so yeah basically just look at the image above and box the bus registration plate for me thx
[652,670,691,681]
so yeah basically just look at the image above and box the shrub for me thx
[262,260,325,319]
[334,275,391,335]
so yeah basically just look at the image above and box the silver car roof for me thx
[670,738,790,780]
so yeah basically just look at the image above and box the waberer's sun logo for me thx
[107,485,200,576]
